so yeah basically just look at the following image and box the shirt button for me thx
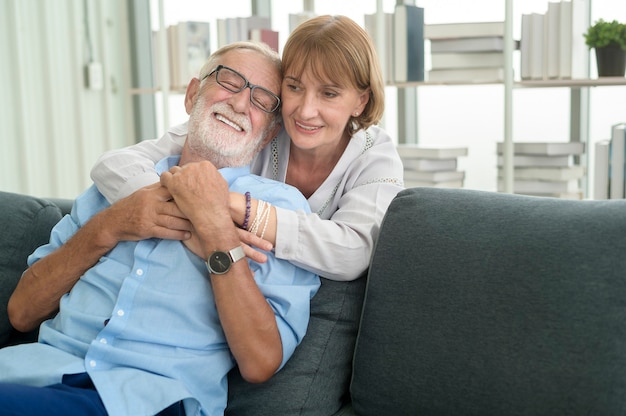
[136,269,144,276]
[99,338,108,344]
[89,360,97,368]
[117,309,125,317]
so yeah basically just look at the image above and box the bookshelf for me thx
[138,0,623,197]
[380,0,599,195]
[389,0,625,197]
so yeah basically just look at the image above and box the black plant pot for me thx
[595,44,626,77]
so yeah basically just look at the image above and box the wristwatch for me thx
[206,246,246,275]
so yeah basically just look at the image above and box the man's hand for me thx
[102,183,193,244]
[160,162,233,259]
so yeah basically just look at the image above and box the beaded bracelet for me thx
[242,191,251,230]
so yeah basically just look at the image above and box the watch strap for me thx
[228,245,246,264]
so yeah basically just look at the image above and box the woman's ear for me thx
[184,78,201,114]
[355,88,370,116]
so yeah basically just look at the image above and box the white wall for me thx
[0,0,135,199]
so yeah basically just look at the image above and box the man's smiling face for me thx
[184,49,281,168]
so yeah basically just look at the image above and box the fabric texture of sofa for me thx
[2,188,626,415]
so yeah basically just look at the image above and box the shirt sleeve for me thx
[273,130,404,281]
[90,124,186,203]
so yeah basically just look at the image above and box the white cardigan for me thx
[90,122,404,281]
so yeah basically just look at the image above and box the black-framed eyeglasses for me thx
[202,65,281,114]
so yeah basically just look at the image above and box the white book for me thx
[517,191,584,199]
[216,19,228,48]
[530,13,545,80]
[393,4,425,82]
[428,67,505,83]
[498,179,580,193]
[520,14,533,80]
[498,166,585,181]
[397,145,468,159]
[226,18,240,43]
[424,21,505,39]
[172,21,211,88]
[496,142,585,156]
[402,158,458,172]
[430,52,504,70]
[364,12,394,83]
[497,154,572,167]
[546,2,561,79]
[289,12,316,32]
[403,170,465,182]
[610,123,626,199]
[594,139,610,200]
[559,0,588,79]
[404,179,464,189]
[429,36,511,53]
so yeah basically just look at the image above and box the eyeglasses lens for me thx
[216,67,279,113]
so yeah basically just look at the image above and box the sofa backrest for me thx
[350,187,626,415]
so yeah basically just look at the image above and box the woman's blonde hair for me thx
[282,15,385,136]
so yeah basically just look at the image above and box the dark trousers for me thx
[0,373,185,416]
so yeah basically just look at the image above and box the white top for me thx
[90,122,404,281]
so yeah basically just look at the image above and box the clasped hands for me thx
[105,161,271,263]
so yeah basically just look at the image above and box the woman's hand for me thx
[237,228,273,263]
[182,227,272,263]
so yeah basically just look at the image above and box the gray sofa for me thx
[2,188,626,415]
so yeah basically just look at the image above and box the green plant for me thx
[584,19,626,50]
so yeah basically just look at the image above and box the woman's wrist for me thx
[229,192,246,227]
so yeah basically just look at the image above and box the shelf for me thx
[388,77,626,89]
[516,77,626,88]
[129,87,187,95]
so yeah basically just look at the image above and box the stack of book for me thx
[496,141,586,199]
[594,122,626,200]
[520,0,588,80]
[397,145,468,188]
[424,21,513,83]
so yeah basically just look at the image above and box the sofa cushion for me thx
[226,276,366,415]
[351,187,626,416]
[0,192,63,347]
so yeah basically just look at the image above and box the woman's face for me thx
[280,67,369,153]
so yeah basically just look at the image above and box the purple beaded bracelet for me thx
[242,191,251,230]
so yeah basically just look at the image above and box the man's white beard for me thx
[187,99,268,168]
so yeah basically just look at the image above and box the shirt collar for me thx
[155,155,251,186]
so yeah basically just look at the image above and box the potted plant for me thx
[584,19,626,77]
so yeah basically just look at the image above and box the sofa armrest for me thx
[0,192,65,347]
[351,187,626,415]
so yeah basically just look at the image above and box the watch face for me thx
[208,251,231,274]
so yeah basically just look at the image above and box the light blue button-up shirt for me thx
[0,157,320,416]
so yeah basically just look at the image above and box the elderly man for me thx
[0,41,319,416]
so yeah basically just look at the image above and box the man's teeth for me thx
[216,114,243,131]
